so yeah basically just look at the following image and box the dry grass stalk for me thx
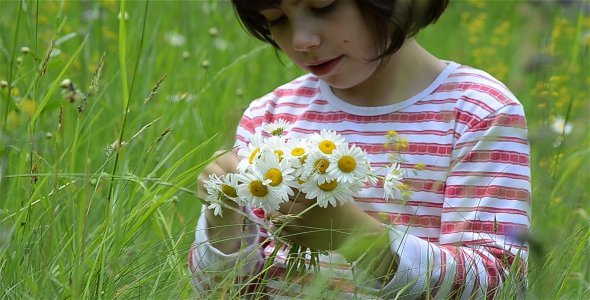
[144,74,167,104]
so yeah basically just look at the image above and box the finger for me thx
[277,200,295,215]
[215,151,241,173]
[277,200,311,215]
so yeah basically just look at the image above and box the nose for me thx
[291,21,320,52]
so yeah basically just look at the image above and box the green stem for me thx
[97,1,150,297]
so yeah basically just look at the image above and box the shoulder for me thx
[434,64,528,137]
[443,65,523,112]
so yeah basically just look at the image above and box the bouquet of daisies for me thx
[202,119,411,274]
[203,119,411,217]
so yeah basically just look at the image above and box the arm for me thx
[376,103,531,298]
[189,151,264,293]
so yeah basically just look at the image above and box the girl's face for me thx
[260,0,381,90]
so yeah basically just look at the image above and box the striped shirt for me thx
[190,61,531,299]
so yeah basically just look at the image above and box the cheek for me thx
[281,49,307,69]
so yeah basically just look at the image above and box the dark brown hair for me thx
[231,0,449,60]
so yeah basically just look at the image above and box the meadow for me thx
[0,0,588,298]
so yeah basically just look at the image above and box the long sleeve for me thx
[366,103,530,299]
[189,67,532,298]
[188,205,265,294]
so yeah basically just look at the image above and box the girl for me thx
[190,0,531,298]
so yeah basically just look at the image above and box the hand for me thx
[267,191,385,252]
[268,192,398,282]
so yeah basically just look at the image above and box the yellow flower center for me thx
[299,155,308,165]
[313,159,330,174]
[249,148,260,164]
[291,147,305,156]
[387,130,397,137]
[221,184,237,198]
[318,180,338,192]
[319,140,336,154]
[249,180,268,197]
[338,155,356,173]
[274,150,284,161]
[265,168,283,186]
[393,138,409,151]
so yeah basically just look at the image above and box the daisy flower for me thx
[300,149,332,184]
[237,132,264,172]
[284,137,311,169]
[207,202,223,217]
[203,174,223,202]
[203,173,240,216]
[253,151,297,201]
[310,129,345,155]
[301,177,359,208]
[383,162,405,201]
[327,143,370,184]
[363,168,379,186]
[219,173,241,203]
[263,135,287,162]
[262,118,292,136]
[237,168,288,213]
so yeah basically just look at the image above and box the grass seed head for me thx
[61,78,72,89]
[201,60,210,69]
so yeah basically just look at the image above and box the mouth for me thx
[306,56,343,76]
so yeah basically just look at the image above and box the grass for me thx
[0,0,588,299]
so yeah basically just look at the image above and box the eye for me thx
[267,15,287,27]
[260,9,287,27]
[311,0,336,14]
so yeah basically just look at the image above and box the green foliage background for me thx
[0,0,588,298]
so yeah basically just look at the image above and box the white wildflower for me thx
[310,129,345,155]
[237,132,265,172]
[327,143,370,184]
[300,149,332,184]
[262,119,292,136]
[238,170,286,213]
[165,32,186,47]
[383,163,405,201]
[301,177,359,208]
[551,115,573,135]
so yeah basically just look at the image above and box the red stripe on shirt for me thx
[366,211,442,228]
[441,220,528,235]
[454,150,529,166]
[445,185,530,201]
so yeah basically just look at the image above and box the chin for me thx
[322,76,366,90]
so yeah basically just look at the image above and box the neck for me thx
[332,39,446,107]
